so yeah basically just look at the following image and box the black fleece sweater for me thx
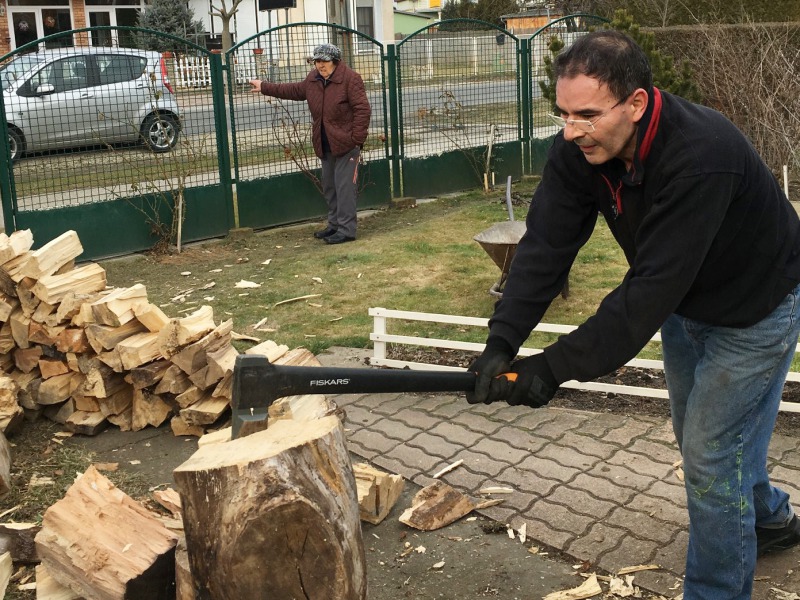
[488,88,800,384]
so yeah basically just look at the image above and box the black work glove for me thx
[466,341,512,405]
[489,353,558,408]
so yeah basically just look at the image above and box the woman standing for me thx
[249,43,371,244]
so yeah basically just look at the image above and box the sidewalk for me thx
[318,347,800,598]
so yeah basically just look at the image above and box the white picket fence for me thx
[369,307,800,414]
[168,53,263,88]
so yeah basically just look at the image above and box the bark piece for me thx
[0,522,41,563]
[173,416,366,600]
[34,465,178,599]
[398,480,477,531]
[32,263,107,305]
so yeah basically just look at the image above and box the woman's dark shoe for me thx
[324,232,355,245]
[756,514,800,557]
[313,227,337,239]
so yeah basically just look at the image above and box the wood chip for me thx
[617,564,661,575]
[478,486,514,494]
[274,294,321,307]
[543,573,603,600]
[432,459,463,479]
[234,280,261,289]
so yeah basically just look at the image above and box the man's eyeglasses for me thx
[547,97,627,133]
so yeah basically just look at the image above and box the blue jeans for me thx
[661,284,800,600]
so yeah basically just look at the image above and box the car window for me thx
[0,54,46,91]
[96,55,147,86]
[27,56,89,94]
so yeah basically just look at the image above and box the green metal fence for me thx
[227,23,391,231]
[0,16,608,260]
[0,26,234,259]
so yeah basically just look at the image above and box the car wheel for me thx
[141,113,179,153]
[8,128,23,161]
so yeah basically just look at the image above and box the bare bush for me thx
[658,23,800,182]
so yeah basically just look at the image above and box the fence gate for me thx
[228,23,391,231]
[0,26,234,259]
[394,19,524,198]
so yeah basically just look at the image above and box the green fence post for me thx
[209,52,237,230]
[385,44,402,199]
[519,38,532,176]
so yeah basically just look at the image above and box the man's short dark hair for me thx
[553,30,653,101]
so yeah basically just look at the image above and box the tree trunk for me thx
[173,416,366,600]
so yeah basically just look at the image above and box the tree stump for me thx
[173,415,366,600]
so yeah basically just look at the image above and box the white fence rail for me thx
[369,307,800,414]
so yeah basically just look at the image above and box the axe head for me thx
[231,354,279,439]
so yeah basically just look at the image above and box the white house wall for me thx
[187,0,391,48]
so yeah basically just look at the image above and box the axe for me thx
[230,354,516,438]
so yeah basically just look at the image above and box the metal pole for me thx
[284,7,290,80]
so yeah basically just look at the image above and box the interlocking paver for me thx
[535,443,603,471]
[526,410,592,440]
[545,486,616,519]
[494,465,559,498]
[471,437,530,465]
[645,479,687,505]
[342,405,383,430]
[573,412,632,438]
[516,454,582,483]
[556,431,621,459]
[348,428,402,455]
[626,492,689,527]
[429,421,485,447]
[518,517,576,551]
[450,410,506,435]
[405,431,461,460]
[597,534,659,573]
[453,449,509,477]
[649,529,689,576]
[385,442,443,473]
[604,506,678,544]
[627,438,681,464]
[606,449,675,480]
[601,417,661,445]
[508,409,559,431]
[526,499,595,536]
[391,407,443,431]
[413,393,462,412]
[585,462,655,492]
[368,418,422,442]
[440,466,492,493]
[565,521,628,561]
[570,472,638,504]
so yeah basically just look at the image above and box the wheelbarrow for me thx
[473,177,527,298]
[473,177,569,299]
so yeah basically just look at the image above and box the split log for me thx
[169,319,233,375]
[0,551,10,599]
[154,365,192,396]
[73,394,101,413]
[53,328,91,354]
[90,284,148,327]
[173,416,366,600]
[54,291,101,325]
[157,305,216,358]
[66,410,108,436]
[0,522,41,563]
[35,563,82,600]
[97,348,124,372]
[99,386,134,418]
[152,488,182,519]
[81,362,126,398]
[0,229,33,264]
[31,262,107,305]
[134,303,170,332]
[170,414,205,438]
[178,393,228,427]
[16,279,40,316]
[85,319,146,354]
[244,340,289,360]
[39,358,70,380]
[34,465,178,599]
[398,480,477,531]
[32,300,56,323]
[9,308,30,348]
[174,537,195,600]
[117,331,163,370]
[353,463,405,525]
[0,377,23,435]
[20,230,83,279]
[43,399,76,425]
[38,372,82,406]
[132,388,173,431]
[107,408,132,432]
[0,431,10,496]
[126,359,171,390]
[1,251,33,285]
[28,320,64,346]
[13,346,42,373]
[0,322,14,354]
[0,292,19,322]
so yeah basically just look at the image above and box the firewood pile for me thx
[0,228,278,439]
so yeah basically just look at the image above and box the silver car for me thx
[1,47,181,160]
